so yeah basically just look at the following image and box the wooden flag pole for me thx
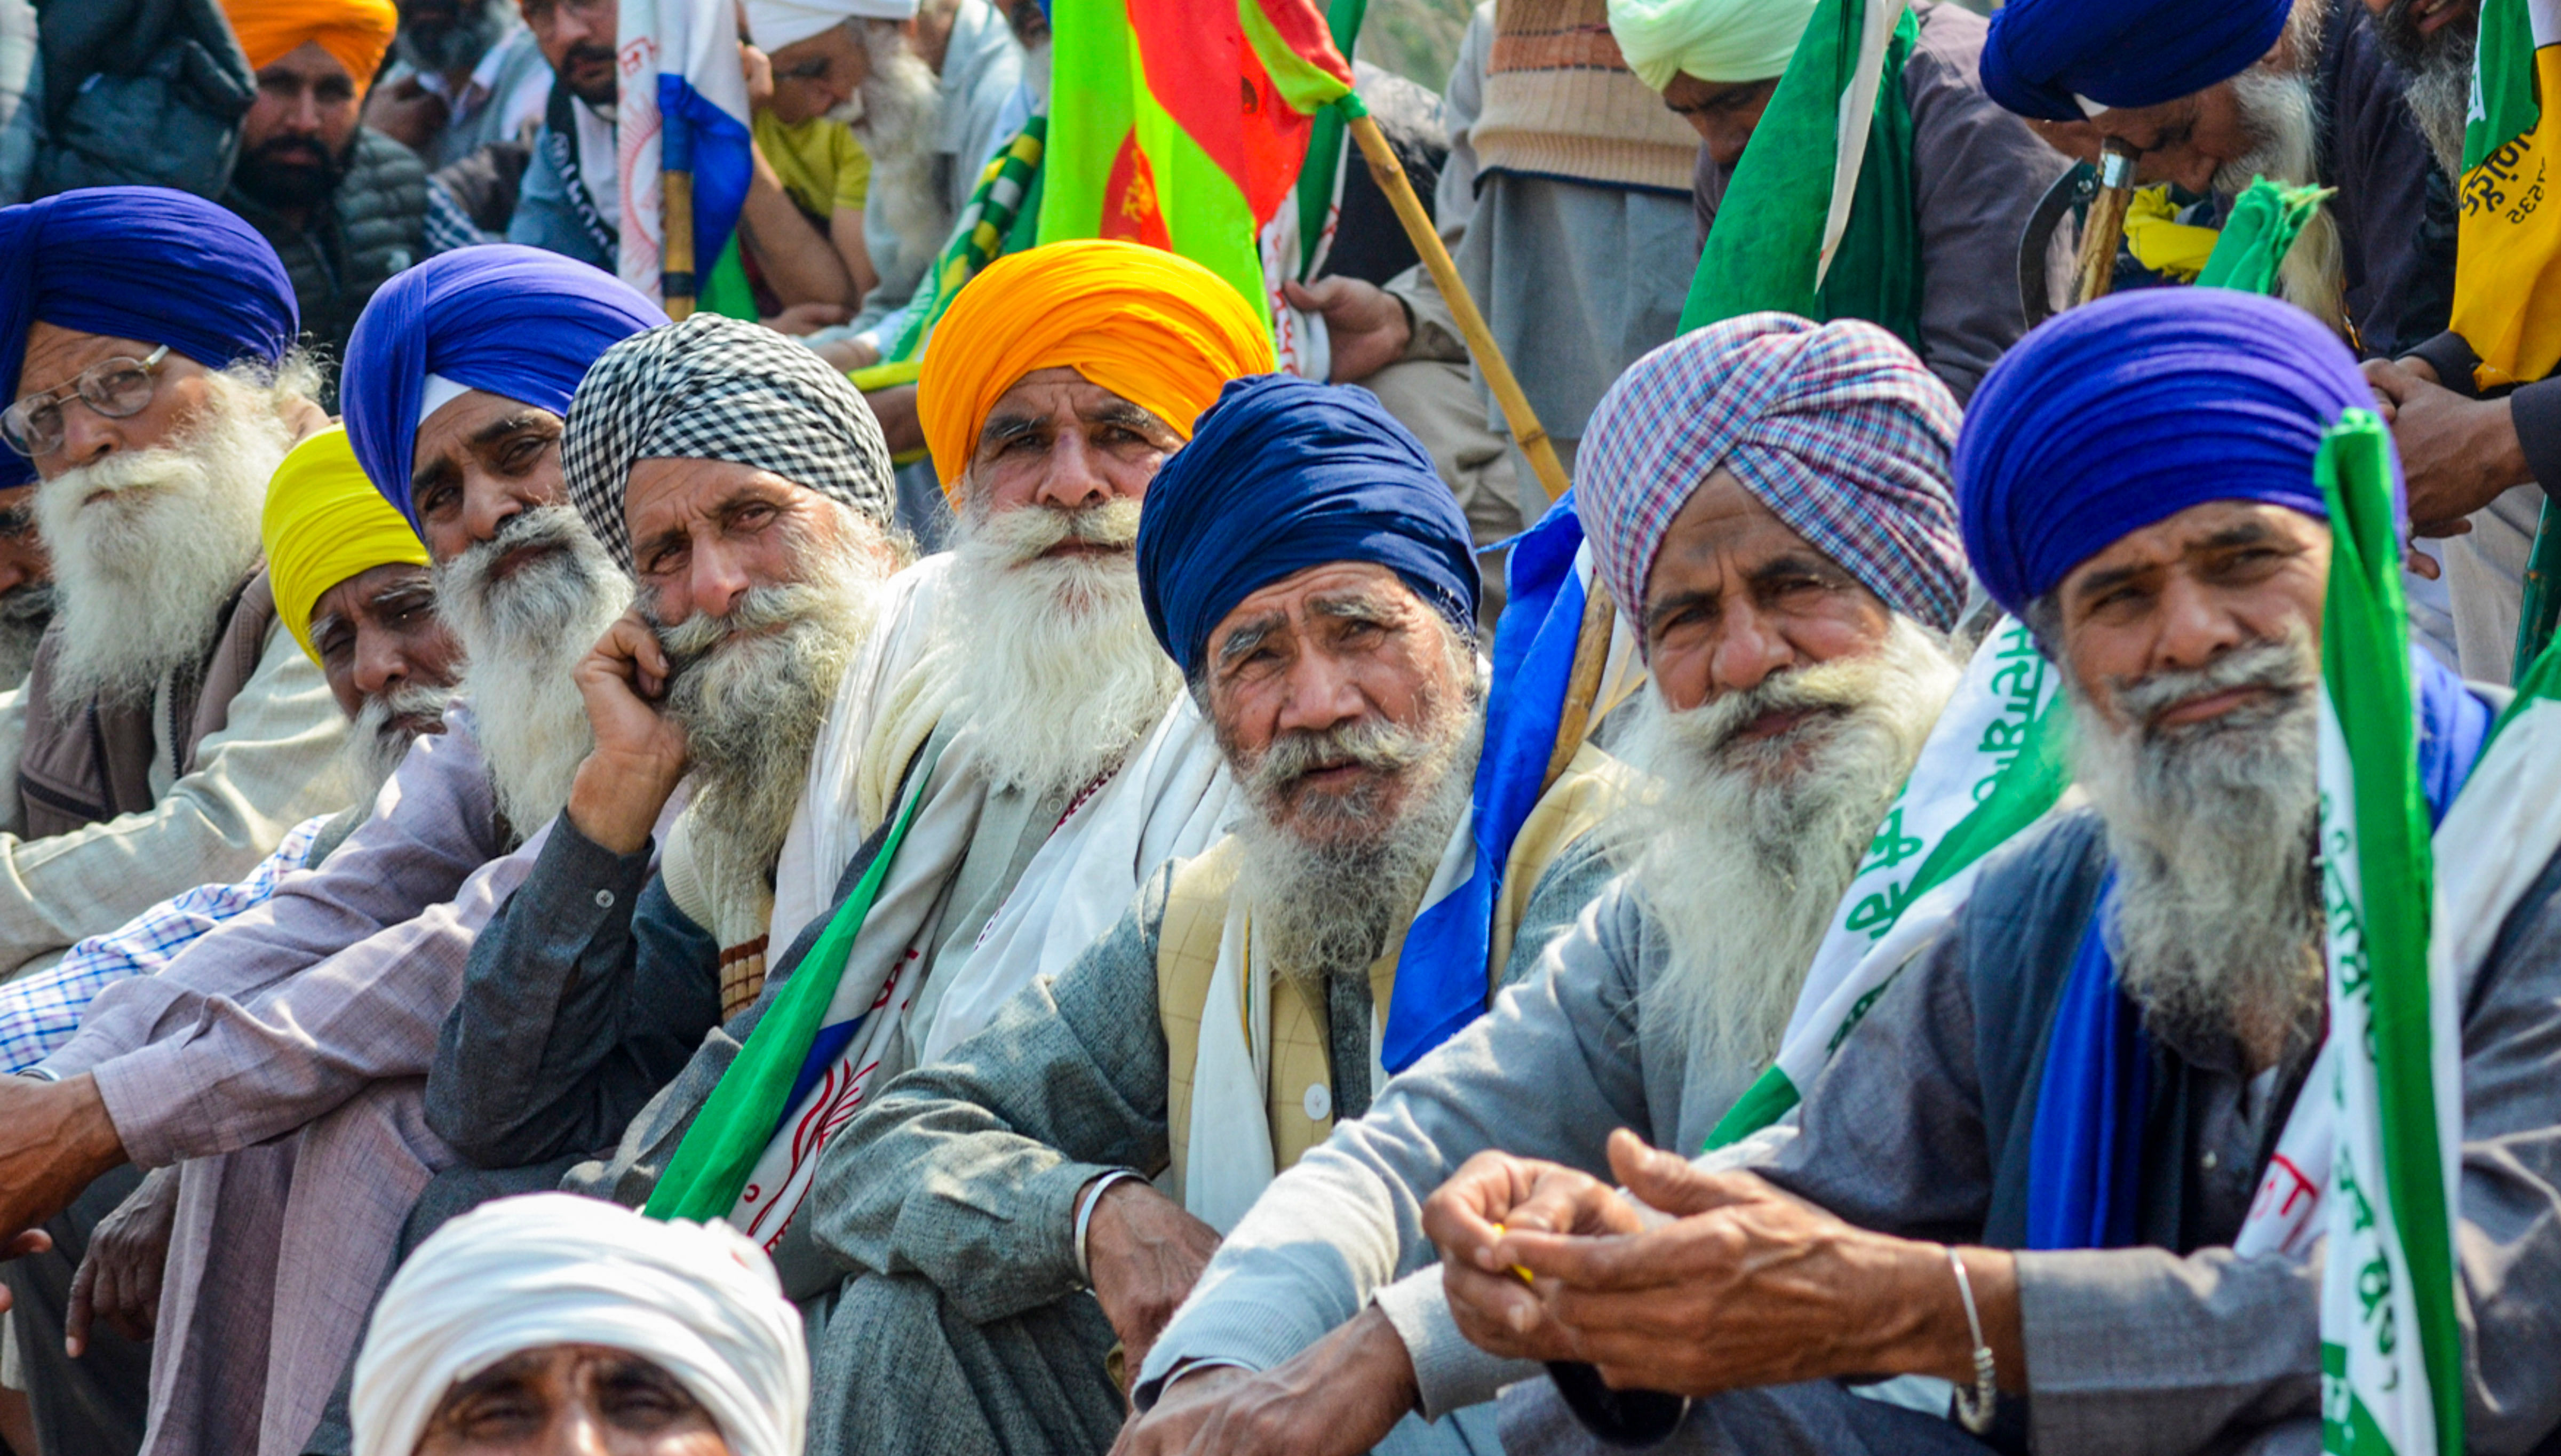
[663,168,698,320]
[2070,138,2141,309]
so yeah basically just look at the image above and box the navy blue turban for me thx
[1955,288,2377,618]
[1138,375,1478,678]
[1982,0,2291,121]
[0,187,298,488]
[341,245,666,532]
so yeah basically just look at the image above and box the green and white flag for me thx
[1706,617,2071,1148]
[2302,412,2465,1456]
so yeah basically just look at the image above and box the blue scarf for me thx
[2025,648,2490,1250]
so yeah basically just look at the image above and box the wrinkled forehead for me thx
[977,367,1151,440]
[2054,497,2328,599]
[1206,561,1419,655]
[15,323,160,403]
[410,388,556,478]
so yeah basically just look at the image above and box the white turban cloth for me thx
[349,1194,808,1456]
[1606,0,1818,89]
[743,0,918,50]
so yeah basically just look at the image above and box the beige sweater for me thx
[1474,0,1702,193]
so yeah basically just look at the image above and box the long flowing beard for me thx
[2220,65,2347,335]
[935,498,1182,800]
[2376,0,2476,179]
[833,25,947,264]
[655,526,887,895]
[341,681,457,809]
[1614,617,1960,1079]
[1224,635,1483,985]
[2074,629,2326,1058]
[36,375,287,705]
[435,506,629,838]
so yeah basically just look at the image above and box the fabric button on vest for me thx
[1302,1083,1331,1122]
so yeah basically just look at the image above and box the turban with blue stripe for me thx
[1137,375,1477,678]
[0,187,298,489]
[341,246,666,531]
[1981,0,2292,121]
[1955,288,2377,617]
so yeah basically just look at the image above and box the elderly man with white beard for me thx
[1116,314,1974,1456]
[1396,290,2561,1456]
[0,246,663,1456]
[0,188,353,984]
[752,374,1625,1456]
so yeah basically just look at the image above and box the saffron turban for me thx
[341,245,666,532]
[263,426,432,667]
[564,313,896,574]
[744,0,915,50]
[1955,288,2373,617]
[218,0,400,98]
[1579,312,1966,639]
[1138,375,1475,678]
[1606,0,1817,89]
[349,1194,807,1456]
[917,239,1276,499]
[1982,0,2292,122]
[0,187,297,490]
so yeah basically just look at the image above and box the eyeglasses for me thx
[2,345,170,459]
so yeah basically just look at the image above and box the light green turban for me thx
[1605,0,1817,89]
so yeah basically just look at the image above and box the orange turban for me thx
[222,0,400,98]
[917,240,1276,500]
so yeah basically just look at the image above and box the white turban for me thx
[743,0,917,50]
[349,1194,807,1456]
[1605,0,1818,89]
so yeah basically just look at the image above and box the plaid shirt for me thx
[0,816,330,1072]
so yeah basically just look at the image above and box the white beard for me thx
[933,498,1183,801]
[1612,616,1960,1080]
[657,522,888,895]
[1224,631,1483,985]
[834,22,948,268]
[435,506,630,838]
[2074,629,2325,1057]
[341,681,457,809]
[35,375,289,705]
[2221,64,2348,335]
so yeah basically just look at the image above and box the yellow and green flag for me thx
[2453,0,2561,389]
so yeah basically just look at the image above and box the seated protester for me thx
[506,0,622,268]
[364,0,553,172]
[349,1193,805,1456]
[0,245,659,1456]
[1123,315,1980,1454]
[1610,0,2067,401]
[502,242,1271,1194]
[0,476,52,687]
[214,0,428,385]
[1431,291,2559,1455]
[0,187,350,982]
[791,375,1629,1456]
[739,3,884,317]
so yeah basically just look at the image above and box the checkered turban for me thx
[562,314,895,574]
[1578,312,1967,643]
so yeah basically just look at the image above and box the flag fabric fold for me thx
[617,0,756,308]
[2454,0,2561,390]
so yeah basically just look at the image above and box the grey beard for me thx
[394,0,509,74]
[436,506,629,838]
[341,681,456,809]
[2073,632,2326,1059]
[836,22,948,266]
[655,529,884,891]
[1226,649,1483,986]
[2220,65,2347,330]
[0,584,55,689]
[1614,617,1960,1080]
[2376,0,2477,180]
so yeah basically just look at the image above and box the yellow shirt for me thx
[752,110,871,220]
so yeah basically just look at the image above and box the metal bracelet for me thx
[1945,1246,1998,1436]
[1073,1169,1144,1285]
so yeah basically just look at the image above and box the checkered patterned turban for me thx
[562,314,895,574]
[1578,312,1967,641]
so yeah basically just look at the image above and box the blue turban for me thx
[341,245,666,531]
[1982,0,2290,121]
[1955,288,2377,617]
[1138,375,1477,678]
[0,187,298,489]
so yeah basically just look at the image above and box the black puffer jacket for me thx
[224,126,427,396]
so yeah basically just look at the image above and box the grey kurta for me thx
[1141,811,2561,1456]
[793,833,1616,1456]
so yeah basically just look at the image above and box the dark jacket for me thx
[224,127,427,386]
[2316,0,2459,361]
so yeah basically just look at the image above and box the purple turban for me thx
[1954,288,2375,617]
[1578,312,1967,641]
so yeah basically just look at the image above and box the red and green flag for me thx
[1038,0,1356,314]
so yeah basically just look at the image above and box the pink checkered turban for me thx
[1578,312,1968,643]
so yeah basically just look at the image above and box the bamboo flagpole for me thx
[2069,138,2141,309]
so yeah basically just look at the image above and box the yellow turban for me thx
[221,0,400,98]
[917,241,1276,500]
[262,426,431,666]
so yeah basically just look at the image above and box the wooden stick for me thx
[1541,578,1617,794]
[2070,139,2140,309]
[663,168,697,321]
[1347,111,1570,504]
